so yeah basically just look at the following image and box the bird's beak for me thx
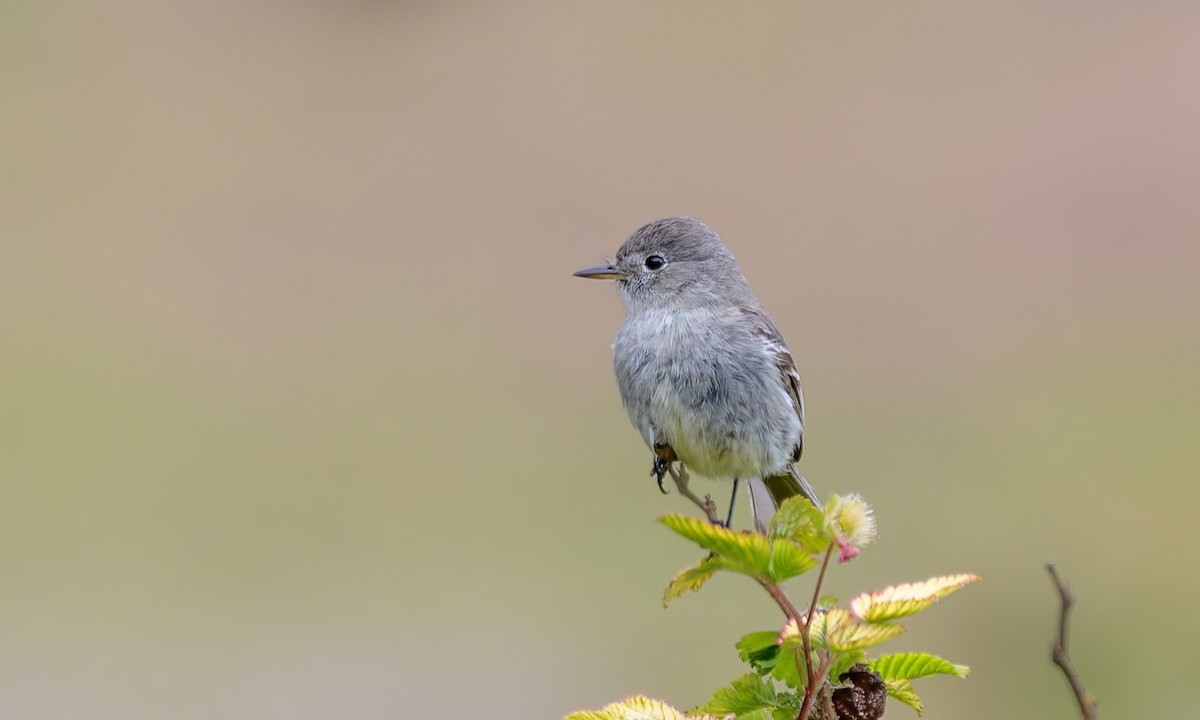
[573,263,627,280]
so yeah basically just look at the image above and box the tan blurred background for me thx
[3,2,1199,718]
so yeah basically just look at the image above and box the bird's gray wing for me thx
[740,305,821,531]
[740,305,805,459]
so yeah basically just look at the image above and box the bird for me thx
[575,216,820,533]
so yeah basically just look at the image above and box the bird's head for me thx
[574,217,748,310]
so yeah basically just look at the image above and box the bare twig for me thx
[1046,563,1099,720]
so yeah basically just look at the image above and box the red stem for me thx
[762,542,836,720]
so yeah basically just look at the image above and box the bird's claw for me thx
[651,457,670,494]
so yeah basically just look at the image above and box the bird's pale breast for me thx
[613,305,800,481]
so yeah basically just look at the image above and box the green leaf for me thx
[803,608,904,652]
[660,515,771,577]
[871,653,969,681]
[804,608,848,649]
[700,673,775,714]
[736,631,782,673]
[564,695,718,720]
[883,678,924,715]
[763,536,822,582]
[730,710,780,720]
[735,629,806,692]
[660,515,820,583]
[850,574,981,623]
[773,623,813,690]
[768,496,827,546]
[769,641,804,689]
[663,555,723,607]
[826,621,905,652]
[698,674,797,719]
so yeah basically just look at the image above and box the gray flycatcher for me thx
[575,216,821,533]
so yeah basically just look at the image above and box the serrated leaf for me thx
[850,574,981,622]
[762,536,822,582]
[698,673,797,719]
[736,631,782,672]
[770,641,805,689]
[661,515,771,576]
[564,695,717,720]
[727,710,772,720]
[768,496,827,546]
[660,515,820,583]
[663,555,723,607]
[883,678,923,715]
[802,608,904,652]
[804,608,849,649]
[871,653,969,681]
[826,620,905,652]
[774,621,813,688]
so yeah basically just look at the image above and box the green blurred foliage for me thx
[2,2,1198,719]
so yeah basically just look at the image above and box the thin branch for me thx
[797,651,835,720]
[796,544,837,720]
[756,537,838,720]
[760,580,805,622]
[801,545,837,681]
[805,544,837,634]
[1046,563,1099,720]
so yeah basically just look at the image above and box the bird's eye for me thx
[644,255,667,271]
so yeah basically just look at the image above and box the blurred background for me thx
[3,2,1198,718]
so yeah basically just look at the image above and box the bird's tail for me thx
[747,468,822,534]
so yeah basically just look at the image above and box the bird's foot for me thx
[650,457,670,494]
[669,463,721,526]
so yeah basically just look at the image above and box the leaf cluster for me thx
[567,496,979,720]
